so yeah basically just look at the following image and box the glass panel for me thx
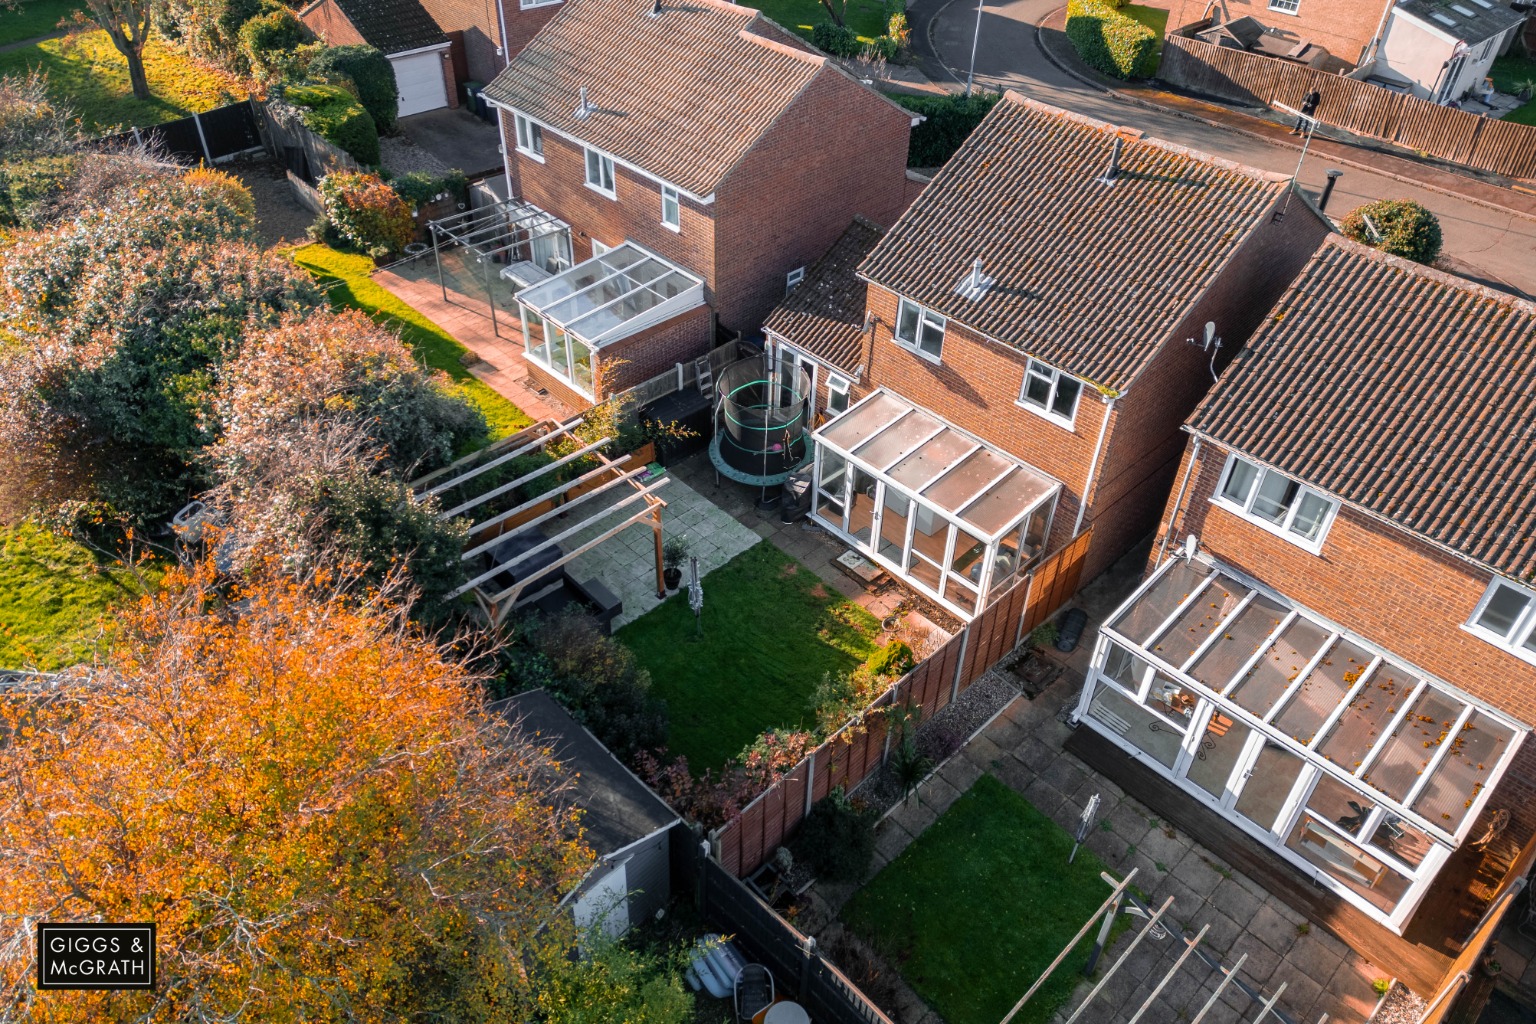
[549,327,570,376]
[1108,560,1207,645]
[1251,472,1299,525]
[1360,689,1465,801]
[1475,583,1529,637]
[1411,710,1514,831]
[907,502,947,568]
[1306,772,1374,838]
[817,448,847,503]
[948,524,987,587]
[888,432,976,491]
[1186,711,1253,802]
[918,315,943,358]
[1051,375,1081,419]
[570,338,593,393]
[1149,578,1252,669]
[1234,740,1307,832]
[819,392,908,451]
[896,300,920,345]
[1188,593,1289,693]
[944,572,980,615]
[1147,672,1199,727]
[1286,814,1412,913]
[878,485,910,567]
[847,467,877,545]
[922,448,1010,513]
[909,551,942,592]
[1315,663,1414,770]
[1290,491,1333,541]
[1221,458,1259,504]
[964,473,1057,539]
[1228,617,1332,719]
[1085,683,1185,768]
[522,306,550,364]
[1368,815,1433,868]
[1023,371,1051,407]
[1272,638,1374,745]
[1100,642,1152,693]
[854,410,943,471]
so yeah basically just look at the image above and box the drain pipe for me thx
[1362,0,1397,68]
[1072,394,1116,537]
[1155,435,1203,569]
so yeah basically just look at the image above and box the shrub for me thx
[390,169,468,208]
[239,7,307,79]
[892,91,1001,167]
[319,170,414,258]
[1340,199,1443,265]
[793,789,879,882]
[181,165,256,224]
[285,83,380,165]
[0,154,77,228]
[866,639,914,679]
[812,22,862,57]
[1065,0,1159,80]
[308,45,400,134]
[864,36,899,62]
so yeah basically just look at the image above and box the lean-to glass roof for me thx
[1105,557,1523,840]
[517,242,704,347]
[814,390,1058,542]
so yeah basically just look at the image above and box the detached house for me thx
[478,0,916,408]
[764,93,1331,620]
[299,0,458,116]
[1074,235,1536,963]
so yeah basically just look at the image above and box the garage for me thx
[390,47,450,117]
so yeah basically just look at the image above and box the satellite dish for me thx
[1182,534,1198,561]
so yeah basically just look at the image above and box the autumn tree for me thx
[76,0,156,101]
[0,558,596,1023]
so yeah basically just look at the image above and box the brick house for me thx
[476,0,916,408]
[298,0,459,116]
[412,0,560,90]
[762,93,1331,620]
[1073,234,1535,944]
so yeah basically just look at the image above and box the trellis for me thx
[411,418,667,626]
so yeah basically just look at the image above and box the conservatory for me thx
[809,390,1060,620]
[1073,552,1526,933]
[516,242,705,401]
[427,200,572,339]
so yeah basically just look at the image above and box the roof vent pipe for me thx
[575,86,593,119]
[650,0,662,16]
[969,257,984,292]
[1099,136,1123,183]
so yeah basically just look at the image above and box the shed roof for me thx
[320,0,448,54]
[858,93,1289,392]
[492,690,678,857]
[1189,234,1536,580]
[762,216,885,374]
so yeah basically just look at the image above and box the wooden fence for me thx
[98,99,265,165]
[258,99,361,184]
[1159,35,1536,179]
[711,529,1094,877]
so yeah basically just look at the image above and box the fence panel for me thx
[1019,530,1093,636]
[1468,118,1536,179]
[195,101,263,160]
[259,100,361,183]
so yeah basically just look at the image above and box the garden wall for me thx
[1159,35,1536,179]
[711,529,1094,878]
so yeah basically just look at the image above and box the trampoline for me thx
[710,354,813,491]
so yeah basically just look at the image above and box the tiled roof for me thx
[483,0,875,198]
[327,0,447,54]
[1396,0,1524,45]
[762,216,884,374]
[1190,234,1536,580]
[858,93,1288,393]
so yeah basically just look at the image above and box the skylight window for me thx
[1450,4,1476,16]
[1431,12,1458,25]
[1469,0,1493,8]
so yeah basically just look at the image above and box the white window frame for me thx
[786,266,806,295]
[513,112,544,160]
[1211,454,1338,554]
[589,239,612,258]
[893,297,945,362]
[584,146,616,198]
[1465,578,1536,665]
[1268,0,1300,13]
[660,184,680,231]
[826,373,851,415]
[1017,357,1082,429]
[519,0,561,9]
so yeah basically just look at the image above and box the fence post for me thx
[803,748,816,817]
[1013,570,1037,648]
[799,935,816,1000]
[190,111,213,165]
[950,626,970,704]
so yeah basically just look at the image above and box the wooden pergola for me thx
[411,418,667,626]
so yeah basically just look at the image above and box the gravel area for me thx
[1369,983,1423,1024]
[855,667,1021,817]
[226,156,315,248]
[380,135,453,178]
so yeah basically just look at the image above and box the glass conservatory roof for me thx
[517,242,704,347]
[1104,556,1525,840]
[813,389,1059,542]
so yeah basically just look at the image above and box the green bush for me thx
[1340,199,1443,265]
[0,154,77,228]
[865,36,899,61]
[793,789,879,883]
[812,22,862,57]
[866,639,915,679]
[285,82,380,165]
[1065,0,1159,80]
[308,45,400,134]
[891,91,1001,167]
[318,170,413,258]
[239,7,308,79]
[390,169,468,208]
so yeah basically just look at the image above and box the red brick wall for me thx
[1139,0,1388,66]
[300,0,367,46]
[501,0,561,63]
[712,69,912,334]
[526,361,590,412]
[439,47,460,108]
[414,0,558,84]
[600,306,715,395]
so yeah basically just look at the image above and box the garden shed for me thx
[493,689,680,936]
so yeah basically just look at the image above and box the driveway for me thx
[908,0,1536,298]
[395,108,505,178]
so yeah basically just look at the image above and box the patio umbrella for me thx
[688,556,703,637]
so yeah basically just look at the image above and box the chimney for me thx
[575,86,592,120]
[1099,136,1123,183]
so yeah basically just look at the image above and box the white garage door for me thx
[391,50,449,118]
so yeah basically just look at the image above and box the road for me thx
[908,0,1536,298]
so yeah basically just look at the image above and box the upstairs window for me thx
[1467,579,1536,663]
[1215,454,1337,551]
[1018,357,1082,428]
[1268,0,1300,12]
[894,297,944,361]
[786,266,805,295]
[661,184,680,230]
[827,373,851,415]
[513,113,543,158]
[584,146,615,197]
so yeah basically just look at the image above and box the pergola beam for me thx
[410,420,564,491]
[460,463,646,561]
[417,423,577,499]
[438,436,612,520]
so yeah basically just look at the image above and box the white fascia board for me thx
[388,41,454,59]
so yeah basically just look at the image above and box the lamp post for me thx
[965,0,984,97]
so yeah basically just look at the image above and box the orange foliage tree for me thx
[0,559,594,1023]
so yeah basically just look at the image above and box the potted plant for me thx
[663,536,688,590]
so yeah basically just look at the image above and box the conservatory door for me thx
[1183,710,1261,809]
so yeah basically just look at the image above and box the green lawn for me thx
[1490,54,1536,127]
[844,775,1126,1024]
[0,0,81,46]
[0,30,244,130]
[0,523,148,670]
[618,543,882,771]
[290,244,533,442]
[1123,4,1168,59]
[746,0,890,45]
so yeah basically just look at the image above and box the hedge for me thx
[812,22,862,58]
[390,169,468,207]
[1065,0,1158,80]
[239,7,307,79]
[285,82,380,165]
[308,45,399,134]
[1340,199,1443,265]
[891,91,1001,168]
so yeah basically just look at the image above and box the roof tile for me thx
[762,216,885,374]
